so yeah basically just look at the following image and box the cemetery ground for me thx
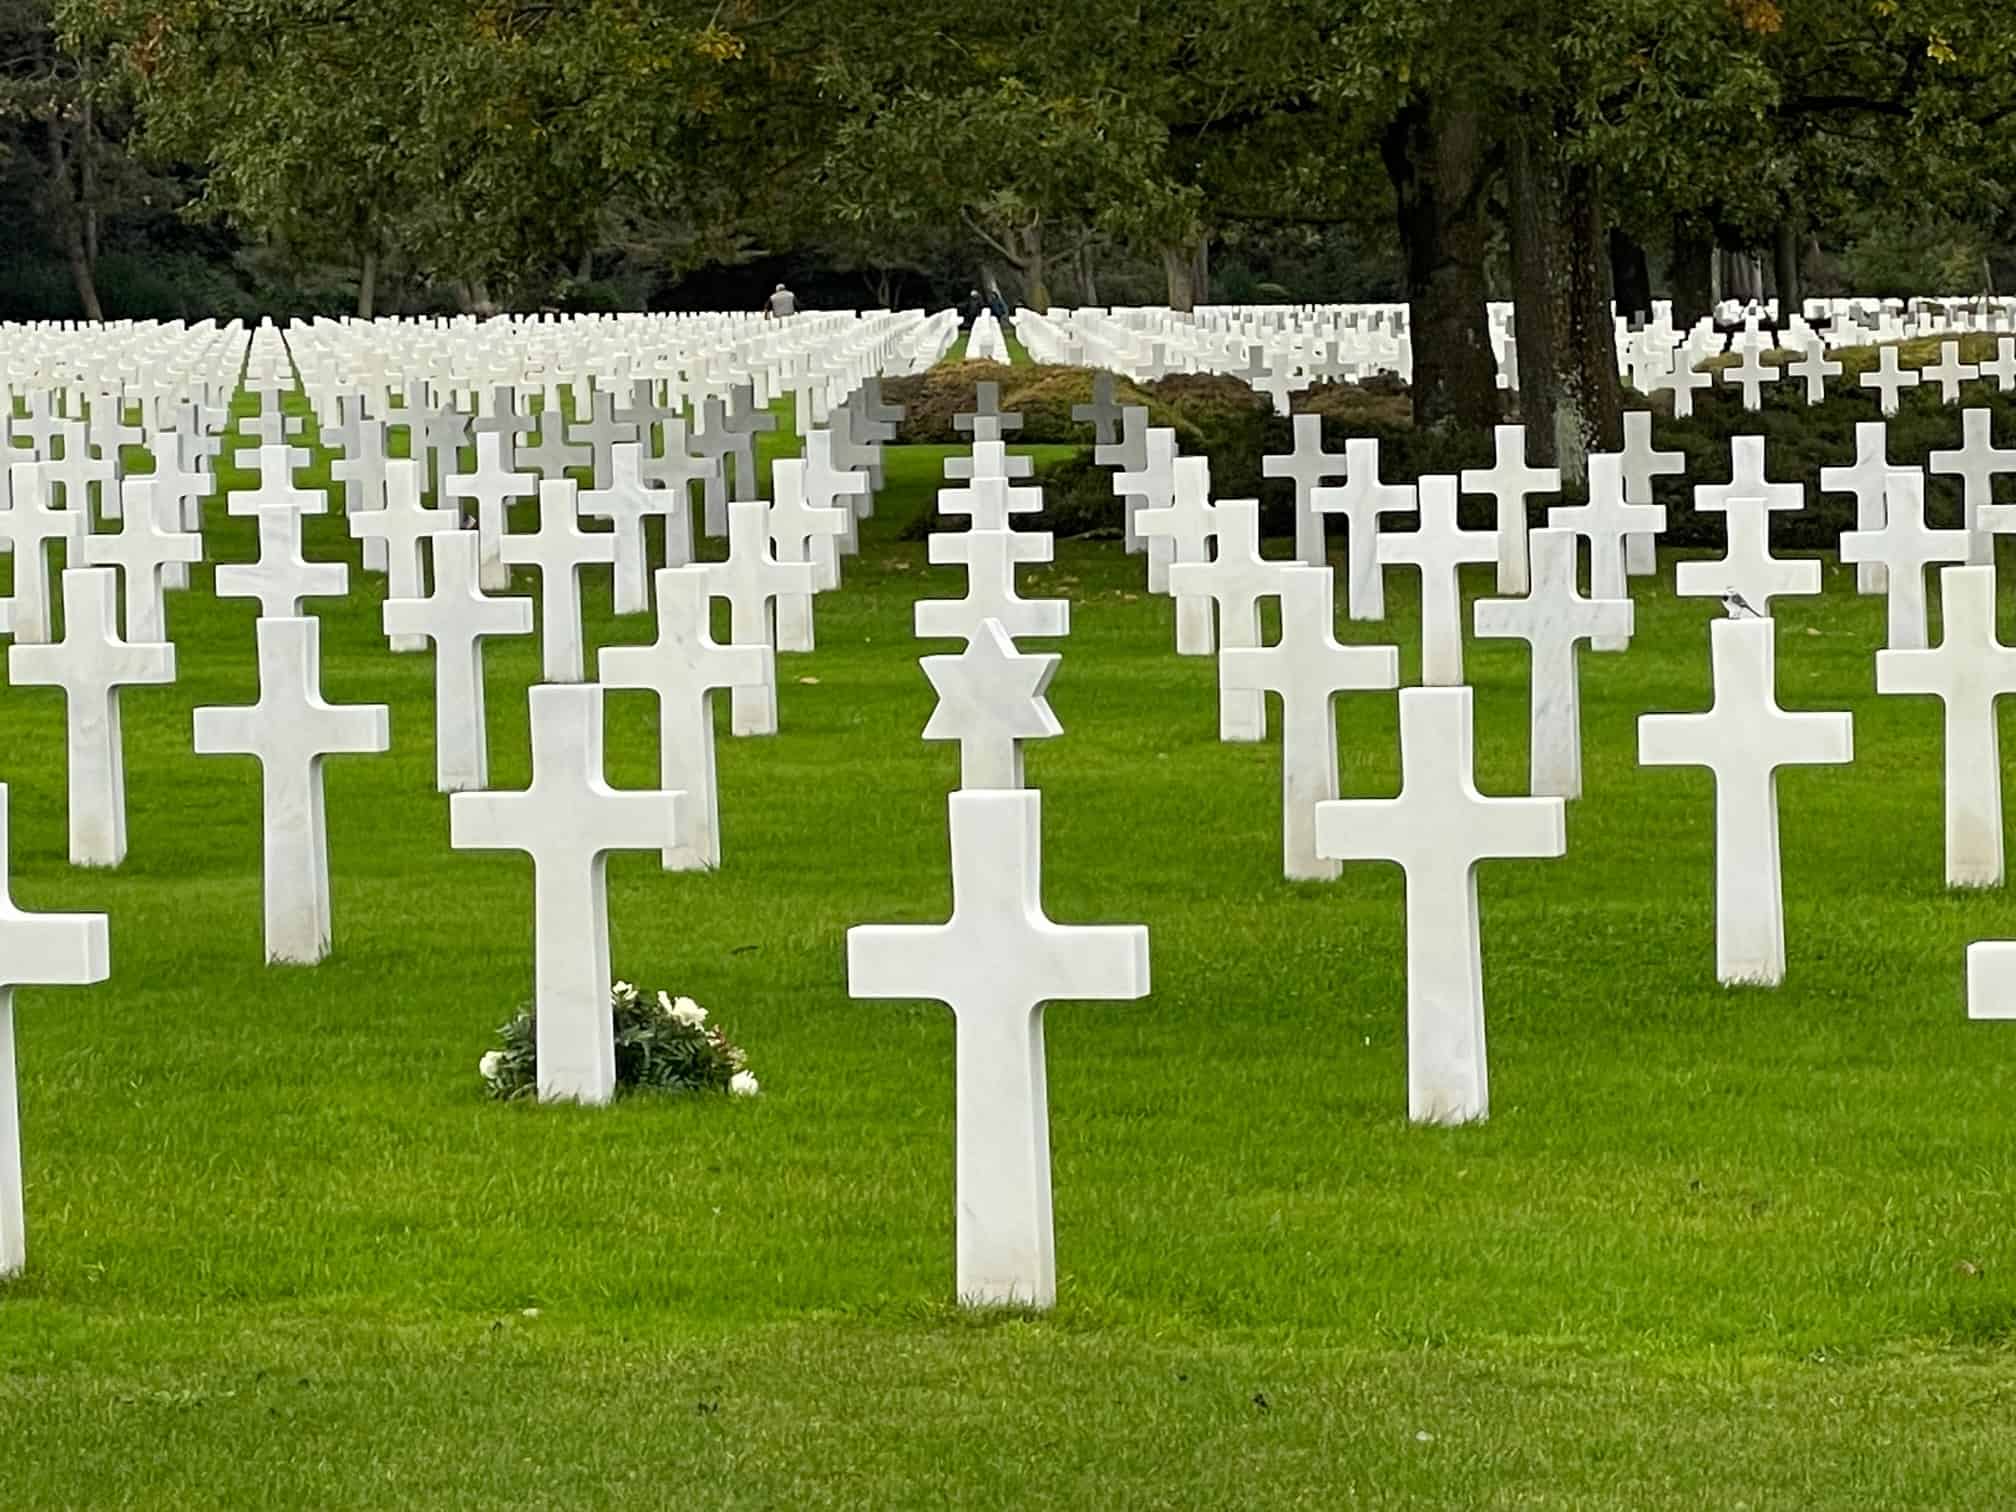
[6,409,2016,1506]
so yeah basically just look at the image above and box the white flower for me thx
[657,990,674,1013]
[612,980,638,1005]
[729,1071,760,1098]
[479,1051,503,1082]
[669,996,707,1028]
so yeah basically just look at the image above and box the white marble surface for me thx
[847,789,1148,1308]
[451,683,682,1104]
[1379,475,1498,686]
[1839,469,1968,650]
[1877,564,2016,888]
[1639,617,1852,985]
[1473,527,1631,798]
[1220,567,1399,880]
[0,783,110,1277]
[1315,687,1565,1125]
[384,532,534,793]
[600,566,770,869]
[9,568,175,868]
[193,618,390,964]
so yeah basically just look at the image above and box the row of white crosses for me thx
[432,386,892,1103]
[1099,400,1598,1123]
[850,409,1146,1309]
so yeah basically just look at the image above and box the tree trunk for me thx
[1381,93,1498,430]
[1670,218,1714,330]
[1608,227,1653,326]
[358,248,378,319]
[1508,117,1621,483]
[81,89,98,268]
[1772,219,1800,328]
[1192,237,1210,307]
[1162,244,1197,312]
[1005,221,1048,313]
[43,120,104,322]
[1080,241,1100,306]
[576,246,594,284]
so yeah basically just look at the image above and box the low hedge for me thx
[892,347,2016,548]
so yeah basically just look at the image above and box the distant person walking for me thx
[962,289,985,327]
[765,283,797,318]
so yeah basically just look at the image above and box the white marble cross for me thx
[47,420,116,523]
[353,459,463,652]
[450,683,682,1105]
[1141,457,1220,655]
[639,419,710,567]
[1820,422,1895,593]
[0,783,109,1277]
[1723,342,1779,410]
[1379,475,1497,686]
[9,568,175,867]
[329,416,390,574]
[1923,339,1977,403]
[565,387,636,493]
[193,617,390,964]
[1673,440,1817,614]
[1983,336,2016,393]
[1313,438,1416,621]
[920,617,1061,789]
[1315,685,1564,1124]
[1221,566,1400,880]
[1638,617,1852,985]
[1861,344,1920,417]
[1876,564,2016,888]
[1098,406,1151,553]
[578,441,657,616]
[766,458,847,652]
[384,531,534,793]
[76,479,201,643]
[0,462,88,644]
[216,503,347,619]
[1929,408,2016,566]
[1548,454,1660,651]
[1839,469,1968,650]
[939,472,1042,531]
[1071,371,1123,446]
[599,566,770,870]
[443,429,538,591]
[1263,414,1347,568]
[942,438,1033,484]
[1166,499,1287,742]
[703,498,818,735]
[916,529,1068,648]
[1459,424,1556,595]
[501,479,616,683]
[1968,941,2016,1020]
[1661,348,1713,418]
[1618,410,1683,576]
[802,426,871,561]
[1473,527,1632,798]
[953,381,1022,443]
[1114,428,1179,591]
[1786,335,1842,405]
[143,430,209,589]
[520,399,592,483]
[227,443,320,517]
[847,788,1148,1308]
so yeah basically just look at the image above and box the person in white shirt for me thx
[765,284,797,318]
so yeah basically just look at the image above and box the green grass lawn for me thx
[5,402,2016,1506]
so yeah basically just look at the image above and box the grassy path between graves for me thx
[5,410,2016,1505]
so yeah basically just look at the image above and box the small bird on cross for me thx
[1721,592,1763,620]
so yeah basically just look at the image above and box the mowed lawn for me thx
[5,400,2016,1507]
